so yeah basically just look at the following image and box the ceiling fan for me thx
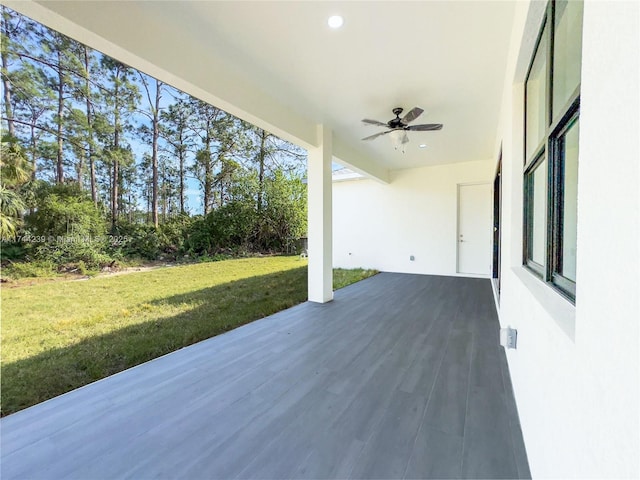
[361,107,443,150]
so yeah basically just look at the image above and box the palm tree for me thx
[0,135,29,238]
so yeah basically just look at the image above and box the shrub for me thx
[158,215,193,256]
[32,241,113,268]
[183,215,212,256]
[209,201,257,250]
[0,242,26,261]
[1,260,57,279]
[110,223,160,260]
[184,202,257,256]
[26,184,106,238]
[24,184,111,268]
[254,171,307,252]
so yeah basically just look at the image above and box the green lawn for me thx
[0,256,377,416]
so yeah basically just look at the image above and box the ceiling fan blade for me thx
[362,118,388,127]
[407,123,443,131]
[362,130,393,141]
[401,107,424,124]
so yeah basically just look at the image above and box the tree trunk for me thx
[151,81,161,228]
[76,151,83,187]
[161,163,167,221]
[85,48,97,204]
[112,153,118,226]
[203,125,212,215]
[147,183,151,223]
[179,131,185,215]
[56,49,64,183]
[29,124,37,180]
[203,159,211,215]
[1,7,15,137]
[89,152,97,204]
[111,76,120,228]
[257,129,267,212]
[83,47,94,195]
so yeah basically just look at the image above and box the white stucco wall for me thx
[495,1,640,478]
[333,159,494,276]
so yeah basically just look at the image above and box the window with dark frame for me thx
[524,155,547,277]
[550,111,579,298]
[523,0,583,303]
[492,156,502,295]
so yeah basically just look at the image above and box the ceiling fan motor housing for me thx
[390,107,405,128]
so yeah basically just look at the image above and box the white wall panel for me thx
[333,160,493,276]
[495,1,640,478]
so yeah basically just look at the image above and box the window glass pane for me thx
[526,23,548,160]
[560,120,579,281]
[552,0,583,117]
[531,159,547,265]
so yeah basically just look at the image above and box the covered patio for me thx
[2,1,639,477]
[1,273,529,479]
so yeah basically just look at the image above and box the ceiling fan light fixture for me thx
[389,129,404,145]
[327,15,344,29]
[389,130,408,153]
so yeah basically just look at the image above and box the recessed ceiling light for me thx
[419,144,428,148]
[328,15,344,29]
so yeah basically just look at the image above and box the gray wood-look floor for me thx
[1,273,530,480]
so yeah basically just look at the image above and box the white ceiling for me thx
[9,1,516,179]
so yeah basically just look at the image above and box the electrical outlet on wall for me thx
[500,327,517,349]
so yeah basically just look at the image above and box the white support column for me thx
[307,125,333,303]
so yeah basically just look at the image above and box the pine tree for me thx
[100,57,139,227]
[160,94,194,215]
[39,31,84,183]
[188,99,228,214]
[1,6,17,138]
[138,73,164,227]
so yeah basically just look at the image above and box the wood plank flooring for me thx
[0,273,530,479]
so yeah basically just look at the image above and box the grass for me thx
[0,256,377,416]
[333,267,377,290]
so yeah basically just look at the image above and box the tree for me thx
[118,149,138,223]
[100,57,139,227]
[1,6,17,137]
[260,169,307,250]
[160,95,193,215]
[188,99,228,214]
[25,183,109,267]
[214,157,241,207]
[1,7,310,259]
[38,31,84,183]
[2,8,54,180]
[158,153,179,221]
[0,136,29,238]
[241,123,306,212]
[78,44,107,204]
[138,73,164,227]
[192,148,213,214]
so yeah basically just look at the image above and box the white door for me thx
[457,183,492,275]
